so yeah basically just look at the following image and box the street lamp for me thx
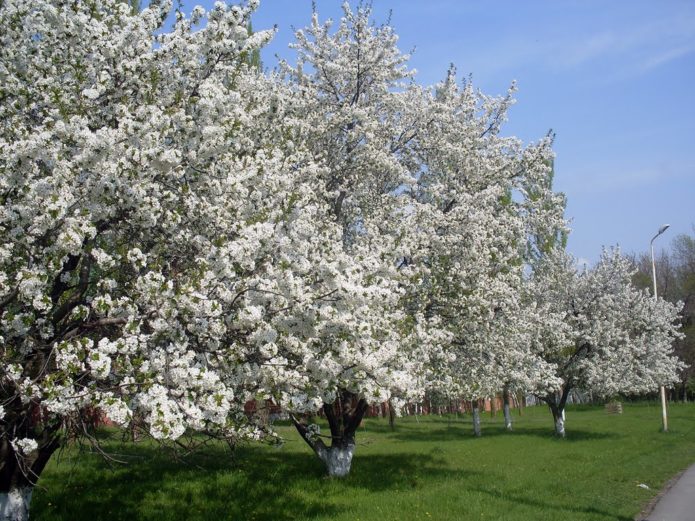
[650,223,670,432]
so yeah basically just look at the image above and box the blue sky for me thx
[187,0,695,263]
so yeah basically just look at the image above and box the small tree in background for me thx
[527,249,684,437]
[631,227,695,401]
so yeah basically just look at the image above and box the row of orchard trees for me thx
[0,1,683,518]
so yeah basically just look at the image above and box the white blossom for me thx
[11,438,38,455]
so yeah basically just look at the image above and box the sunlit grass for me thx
[33,402,695,520]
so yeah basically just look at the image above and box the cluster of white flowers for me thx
[99,397,131,427]
[10,438,38,456]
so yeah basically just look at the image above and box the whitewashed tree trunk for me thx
[546,388,570,437]
[1,435,58,521]
[292,390,367,477]
[472,400,481,437]
[316,441,355,478]
[503,403,513,431]
[554,412,566,437]
[0,488,32,521]
[502,386,513,431]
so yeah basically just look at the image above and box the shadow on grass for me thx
[33,438,459,521]
[384,422,621,443]
[469,486,633,521]
[340,451,467,492]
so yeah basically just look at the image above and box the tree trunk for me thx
[553,408,566,437]
[543,386,570,438]
[684,379,689,403]
[471,400,481,437]
[490,395,497,418]
[0,488,32,521]
[547,400,566,438]
[1,433,59,521]
[502,386,513,431]
[292,389,368,477]
[387,400,396,431]
[312,437,356,477]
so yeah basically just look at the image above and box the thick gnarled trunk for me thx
[293,390,368,477]
[1,420,60,521]
[0,488,32,521]
[1,441,58,521]
[314,438,356,478]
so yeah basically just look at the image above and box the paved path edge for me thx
[635,466,690,521]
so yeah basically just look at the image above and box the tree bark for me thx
[311,436,356,478]
[1,433,59,521]
[538,384,571,438]
[387,400,396,431]
[551,407,566,437]
[544,387,570,438]
[0,488,32,521]
[471,400,481,437]
[292,389,367,477]
[502,385,513,431]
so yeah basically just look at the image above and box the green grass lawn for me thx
[33,402,695,521]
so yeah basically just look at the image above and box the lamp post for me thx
[651,223,670,432]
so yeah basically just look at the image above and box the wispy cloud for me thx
[547,13,695,79]
[639,45,695,72]
[443,9,695,83]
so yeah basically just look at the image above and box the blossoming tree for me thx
[0,1,434,502]
[269,4,435,476]
[0,0,334,517]
[276,2,567,456]
[403,70,566,437]
[527,248,684,437]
